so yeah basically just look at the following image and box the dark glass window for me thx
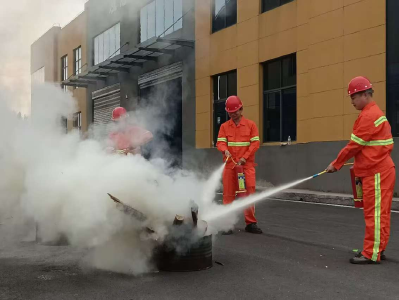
[212,0,237,33]
[261,0,294,13]
[387,0,399,136]
[213,70,237,146]
[263,54,297,142]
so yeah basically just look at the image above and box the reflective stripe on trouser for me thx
[361,167,396,261]
[222,167,257,225]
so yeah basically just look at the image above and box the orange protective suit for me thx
[217,116,260,225]
[332,102,395,262]
[109,125,153,155]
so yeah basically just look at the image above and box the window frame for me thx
[73,112,82,132]
[261,0,294,14]
[262,54,297,143]
[61,55,68,92]
[212,70,237,147]
[212,0,237,34]
[93,23,121,66]
[74,46,82,76]
[140,0,183,44]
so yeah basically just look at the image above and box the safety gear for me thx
[217,116,260,225]
[381,250,386,261]
[112,107,127,121]
[350,252,380,264]
[245,223,263,234]
[332,101,395,262]
[350,167,364,208]
[225,96,243,113]
[235,164,248,198]
[347,76,373,96]
[108,125,153,155]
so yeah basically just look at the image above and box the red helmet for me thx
[347,76,373,96]
[225,96,243,113]
[112,107,127,121]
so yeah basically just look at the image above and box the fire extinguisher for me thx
[235,164,249,199]
[350,166,364,208]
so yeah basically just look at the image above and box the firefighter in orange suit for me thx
[326,76,395,264]
[217,96,263,234]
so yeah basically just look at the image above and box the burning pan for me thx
[154,234,213,272]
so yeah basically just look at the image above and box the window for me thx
[387,0,399,136]
[94,23,121,65]
[73,112,82,132]
[213,71,237,146]
[74,47,82,75]
[261,0,294,13]
[61,55,68,92]
[263,54,296,142]
[212,0,237,33]
[140,0,183,43]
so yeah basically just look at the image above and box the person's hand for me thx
[326,163,337,173]
[238,158,246,165]
[224,150,231,158]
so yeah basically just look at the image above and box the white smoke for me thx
[0,84,238,275]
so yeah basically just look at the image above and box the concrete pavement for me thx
[1,199,399,300]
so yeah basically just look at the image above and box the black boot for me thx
[245,223,263,234]
[381,251,386,261]
[350,252,380,264]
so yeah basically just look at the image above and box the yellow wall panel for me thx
[308,116,344,142]
[238,40,258,68]
[309,63,344,94]
[297,49,309,74]
[196,77,211,97]
[210,25,237,54]
[297,24,309,51]
[310,89,344,118]
[196,111,211,131]
[343,54,385,85]
[195,0,211,41]
[210,47,238,75]
[238,64,259,87]
[238,0,260,23]
[309,8,343,45]
[297,120,311,143]
[372,81,387,111]
[342,89,357,115]
[238,84,260,107]
[343,114,359,139]
[196,56,210,79]
[297,96,312,121]
[344,0,362,5]
[344,25,385,61]
[243,105,260,128]
[195,37,210,60]
[259,1,297,38]
[344,0,385,35]
[196,129,211,148]
[298,72,309,97]
[258,27,297,62]
[308,37,344,69]
[297,0,310,26]
[309,0,343,18]
[237,17,259,46]
[196,94,211,114]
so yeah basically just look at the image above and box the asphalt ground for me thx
[1,199,399,300]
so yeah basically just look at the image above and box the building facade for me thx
[194,0,399,193]
[66,0,195,166]
[32,0,399,193]
[31,12,88,133]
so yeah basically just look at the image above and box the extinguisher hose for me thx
[312,163,354,178]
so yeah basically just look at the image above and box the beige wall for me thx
[31,26,61,83]
[58,11,88,132]
[195,0,386,148]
